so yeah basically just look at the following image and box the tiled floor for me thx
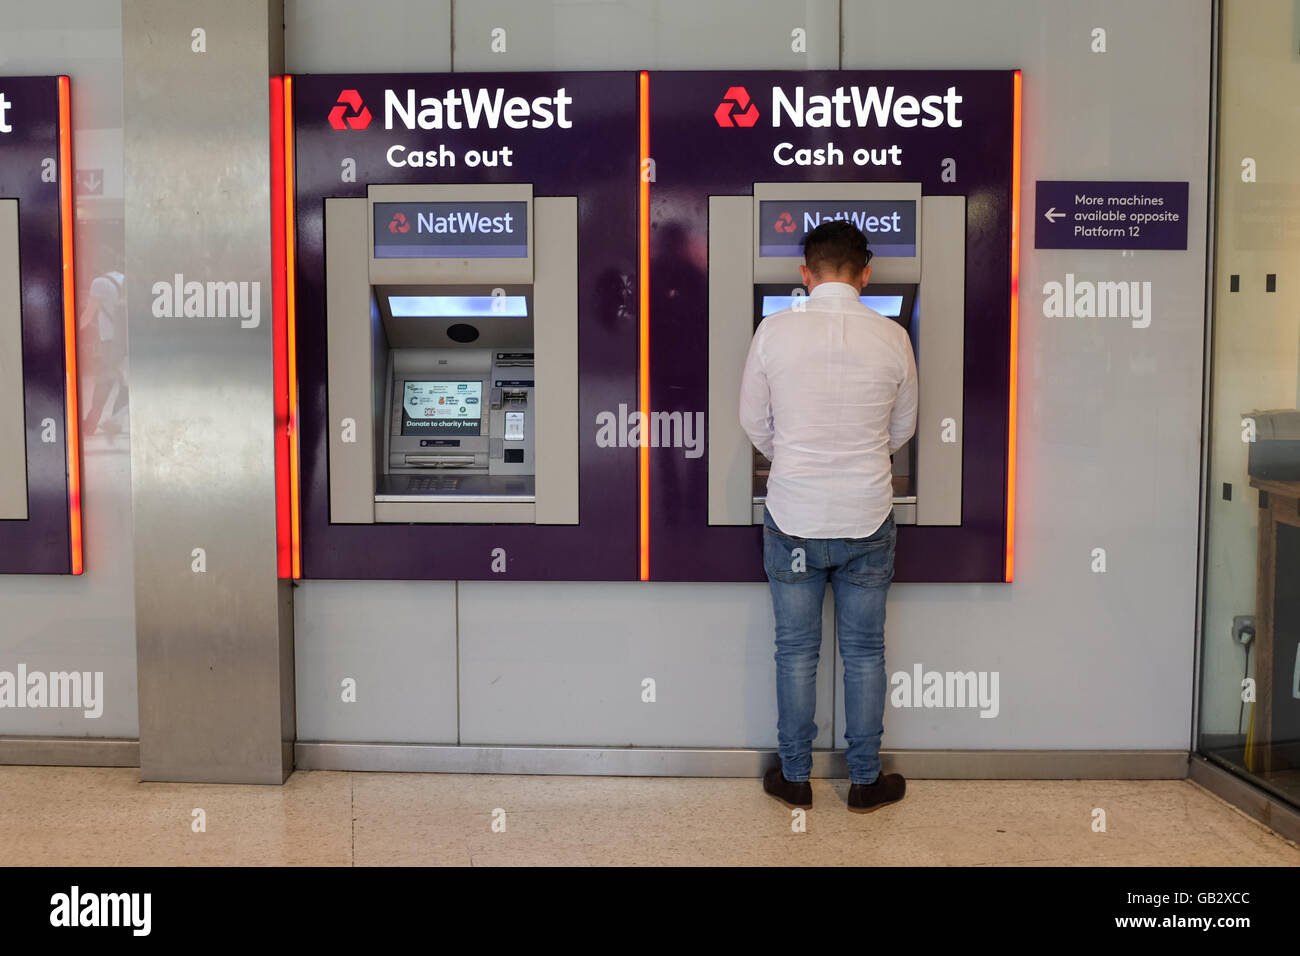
[0,767,1296,866]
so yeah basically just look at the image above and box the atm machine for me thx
[0,74,80,575]
[324,183,578,525]
[708,182,965,528]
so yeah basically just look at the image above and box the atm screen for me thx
[753,283,915,331]
[401,380,483,436]
[760,294,904,318]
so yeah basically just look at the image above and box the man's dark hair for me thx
[802,220,872,277]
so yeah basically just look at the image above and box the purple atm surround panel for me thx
[0,76,74,575]
[291,73,640,580]
[645,71,1017,583]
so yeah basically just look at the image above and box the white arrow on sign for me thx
[74,169,104,195]
[1043,207,1066,223]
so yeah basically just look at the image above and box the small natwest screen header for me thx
[758,200,917,258]
[373,201,528,259]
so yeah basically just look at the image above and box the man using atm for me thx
[739,220,918,814]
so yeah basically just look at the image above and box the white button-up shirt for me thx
[739,280,919,539]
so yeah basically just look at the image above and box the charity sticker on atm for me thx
[402,381,484,435]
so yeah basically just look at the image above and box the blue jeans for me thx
[762,505,896,785]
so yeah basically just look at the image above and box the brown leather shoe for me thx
[763,765,812,809]
[847,772,906,813]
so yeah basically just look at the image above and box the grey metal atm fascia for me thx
[0,200,27,520]
[373,195,578,526]
[753,182,921,285]
[531,196,579,526]
[367,183,533,286]
[708,196,754,526]
[326,197,377,524]
[329,192,579,528]
[915,196,964,526]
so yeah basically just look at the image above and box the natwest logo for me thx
[388,213,411,234]
[385,87,572,130]
[770,84,963,129]
[714,86,759,128]
[773,212,797,233]
[0,92,12,133]
[329,89,372,130]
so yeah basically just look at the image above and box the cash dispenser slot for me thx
[406,455,478,468]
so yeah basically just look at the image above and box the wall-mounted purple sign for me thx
[647,70,1018,584]
[292,73,639,581]
[293,70,1017,584]
[1035,180,1189,250]
[0,76,78,575]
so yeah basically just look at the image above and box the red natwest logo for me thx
[388,213,411,234]
[714,86,760,128]
[773,212,797,233]
[329,89,372,130]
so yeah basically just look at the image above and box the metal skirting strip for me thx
[0,739,1195,781]
[0,736,139,768]
[1188,754,1300,845]
[295,743,1191,779]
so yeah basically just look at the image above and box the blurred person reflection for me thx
[650,221,706,505]
[78,244,127,436]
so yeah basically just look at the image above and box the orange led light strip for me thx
[270,77,291,578]
[1004,70,1022,584]
[283,76,302,579]
[638,71,650,581]
[58,76,83,575]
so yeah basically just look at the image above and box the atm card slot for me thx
[404,454,477,468]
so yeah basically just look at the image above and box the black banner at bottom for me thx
[0,865,1292,941]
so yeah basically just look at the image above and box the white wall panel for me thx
[290,0,1212,756]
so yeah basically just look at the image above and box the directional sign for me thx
[74,168,103,196]
[1035,180,1189,250]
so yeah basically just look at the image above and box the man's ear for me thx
[860,264,872,289]
[799,263,813,288]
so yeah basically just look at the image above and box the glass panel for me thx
[1198,0,1300,809]
[0,0,136,734]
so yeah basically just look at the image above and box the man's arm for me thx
[738,328,774,460]
[888,339,919,453]
[78,287,106,334]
